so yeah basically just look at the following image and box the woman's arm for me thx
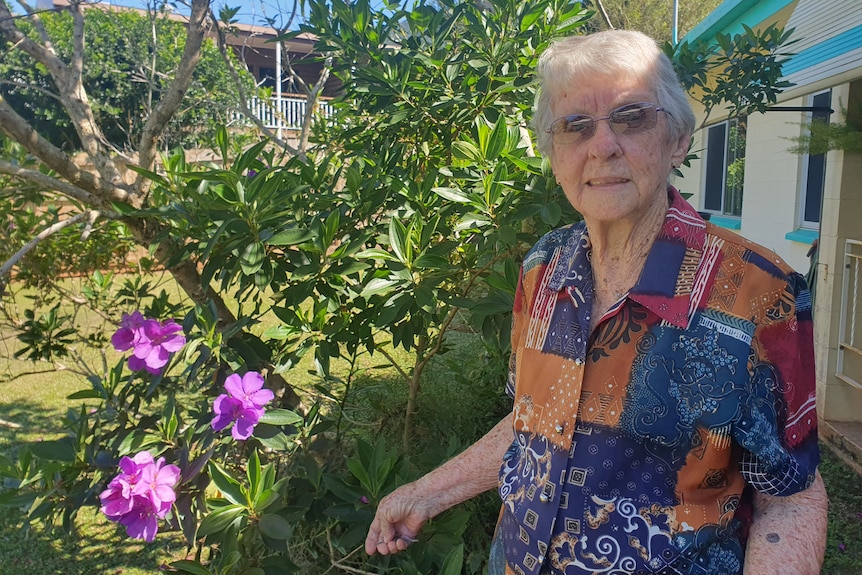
[365,415,513,556]
[743,471,828,575]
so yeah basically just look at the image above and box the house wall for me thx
[678,99,812,274]
[815,80,862,422]
[739,98,811,273]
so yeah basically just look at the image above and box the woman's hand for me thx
[364,415,514,557]
[364,481,430,556]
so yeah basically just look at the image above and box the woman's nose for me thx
[587,120,623,159]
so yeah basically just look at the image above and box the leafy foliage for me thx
[666,23,798,128]
[786,103,862,155]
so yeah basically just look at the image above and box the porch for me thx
[231,95,335,132]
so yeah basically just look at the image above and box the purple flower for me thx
[111,314,186,375]
[99,450,180,542]
[111,312,146,351]
[211,371,274,441]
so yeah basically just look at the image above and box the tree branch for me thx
[0,159,98,205]
[136,0,210,178]
[0,210,99,281]
[0,0,123,191]
[209,13,300,155]
[0,98,131,204]
[594,0,614,29]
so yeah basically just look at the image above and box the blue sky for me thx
[13,0,308,28]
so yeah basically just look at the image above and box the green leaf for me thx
[433,187,472,203]
[259,409,304,426]
[356,248,399,261]
[268,228,313,246]
[28,440,76,463]
[361,278,399,298]
[247,450,262,500]
[240,241,265,276]
[439,543,465,575]
[197,504,246,538]
[388,218,410,265]
[208,462,247,506]
[413,254,451,270]
[169,560,213,575]
[258,513,294,540]
[485,116,509,161]
[66,389,103,400]
[451,140,483,163]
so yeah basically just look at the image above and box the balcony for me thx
[233,95,335,131]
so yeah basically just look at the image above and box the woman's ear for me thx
[670,133,690,170]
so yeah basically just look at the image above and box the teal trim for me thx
[783,25,862,76]
[785,229,819,244]
[683,0,794,44]
[709,215,742,230]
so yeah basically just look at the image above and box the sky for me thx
[11,0,311,28]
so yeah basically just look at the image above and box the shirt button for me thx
[574,358,584,366]
[555,424,564,434]
[539,493,549,503]
[538,555,545,564]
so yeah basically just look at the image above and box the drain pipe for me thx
[673,0,680,44]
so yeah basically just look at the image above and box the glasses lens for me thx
[609,103,657,134]
[550,115,595,144]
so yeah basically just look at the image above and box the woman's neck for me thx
[586,192,669,327]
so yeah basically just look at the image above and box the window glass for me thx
[703,117,746,217]
[802,90,831,226]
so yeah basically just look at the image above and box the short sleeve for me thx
[734,272,819,496]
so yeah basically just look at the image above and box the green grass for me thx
[821,444,862,574]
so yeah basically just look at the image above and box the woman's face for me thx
[548,74,688,227]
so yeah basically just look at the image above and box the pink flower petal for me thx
[241,371,265,394]
[224,373,244,398]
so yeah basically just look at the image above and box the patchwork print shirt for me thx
[496,188,819,575]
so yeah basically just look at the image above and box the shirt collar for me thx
[548,186,706,329]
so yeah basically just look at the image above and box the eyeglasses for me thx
[546,102,669,145]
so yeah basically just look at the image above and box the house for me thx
[679,0,862,467]
[218,20,340,136]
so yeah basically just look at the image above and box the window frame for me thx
[702,115,747,218]
[799,89,832,229]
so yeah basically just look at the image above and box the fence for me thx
[838,238,862,389]
[233,95,335,130]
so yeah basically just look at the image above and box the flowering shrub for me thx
[211,371,274,440]
[111,311,186,374]
[99,451,181,541]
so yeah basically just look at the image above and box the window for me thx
[703,116,747,217]
[800,90,831,227]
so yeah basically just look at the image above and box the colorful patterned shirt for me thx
[494,188,819,575]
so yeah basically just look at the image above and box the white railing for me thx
[233,95,335,131]
[838,239,862,389]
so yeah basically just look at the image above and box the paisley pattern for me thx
[496,188,819,575]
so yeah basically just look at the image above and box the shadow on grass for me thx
[0,506,188,575]
[0,396,72,454]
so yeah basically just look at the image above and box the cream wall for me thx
[815,81,862,422]
[678,98,813,273]
[739,98,811,273]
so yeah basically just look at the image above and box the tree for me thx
[0,6,248,150]
[584,0,722,43]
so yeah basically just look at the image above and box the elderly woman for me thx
[365,30,827,575]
